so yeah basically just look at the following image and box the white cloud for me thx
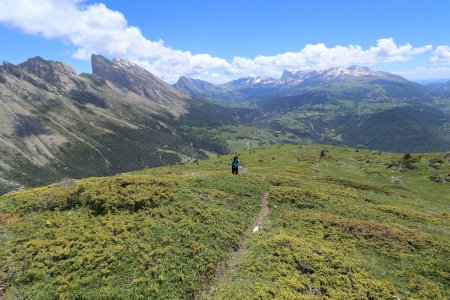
[431,45,450,65]
[250,39,431,70]
[370,38,432,62]
[0,0,435,83]
[394,66,450,80]
[0,0,170,59]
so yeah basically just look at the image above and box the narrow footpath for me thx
[198,192,270,299]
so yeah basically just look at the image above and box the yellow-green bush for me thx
[0,173,267,299]
[217,234,395,299]
[4,175,179,214]
[269,186,328,209]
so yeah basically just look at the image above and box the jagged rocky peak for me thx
[92,54,171,94]
[91,54,150,81]
[1,61,23,77]
[91,54,188,113]
[280,69,316,82]
[280,69,294,81]
[173,76,192,89]
[90,54,111,75]
[0,57,82,92]
[91,54,139,86]
[177,75,190,83]
[19,56,77,83]
[175,76,201,86]
[174,76,216,89]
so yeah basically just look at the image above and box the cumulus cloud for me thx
[394,66,450,80]
[431,46,450,65]
[0,0,434,83]
[249,39,431,70]
[0,0,171,59]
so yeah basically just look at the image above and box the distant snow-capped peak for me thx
[280,65,392,84]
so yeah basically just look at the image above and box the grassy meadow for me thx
[1,145,449,299]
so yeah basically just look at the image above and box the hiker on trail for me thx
[230,155,241,175]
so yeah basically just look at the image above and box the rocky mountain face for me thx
[0,55,232,194]
[91,54,188,116]
[174,76,218,93]
[173,76,224,100]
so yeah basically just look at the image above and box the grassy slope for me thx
[214,147,449,299]
[1,145,449,299]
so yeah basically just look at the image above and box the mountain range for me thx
[1,57,449,194]
[173,65,427,102]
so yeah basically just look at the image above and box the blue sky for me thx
[1,0,450,83]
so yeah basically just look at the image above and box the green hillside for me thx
[1,145,449,299]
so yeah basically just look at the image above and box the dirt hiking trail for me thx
[198,191,270,299]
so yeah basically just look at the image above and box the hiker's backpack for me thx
[232,159,240,168]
